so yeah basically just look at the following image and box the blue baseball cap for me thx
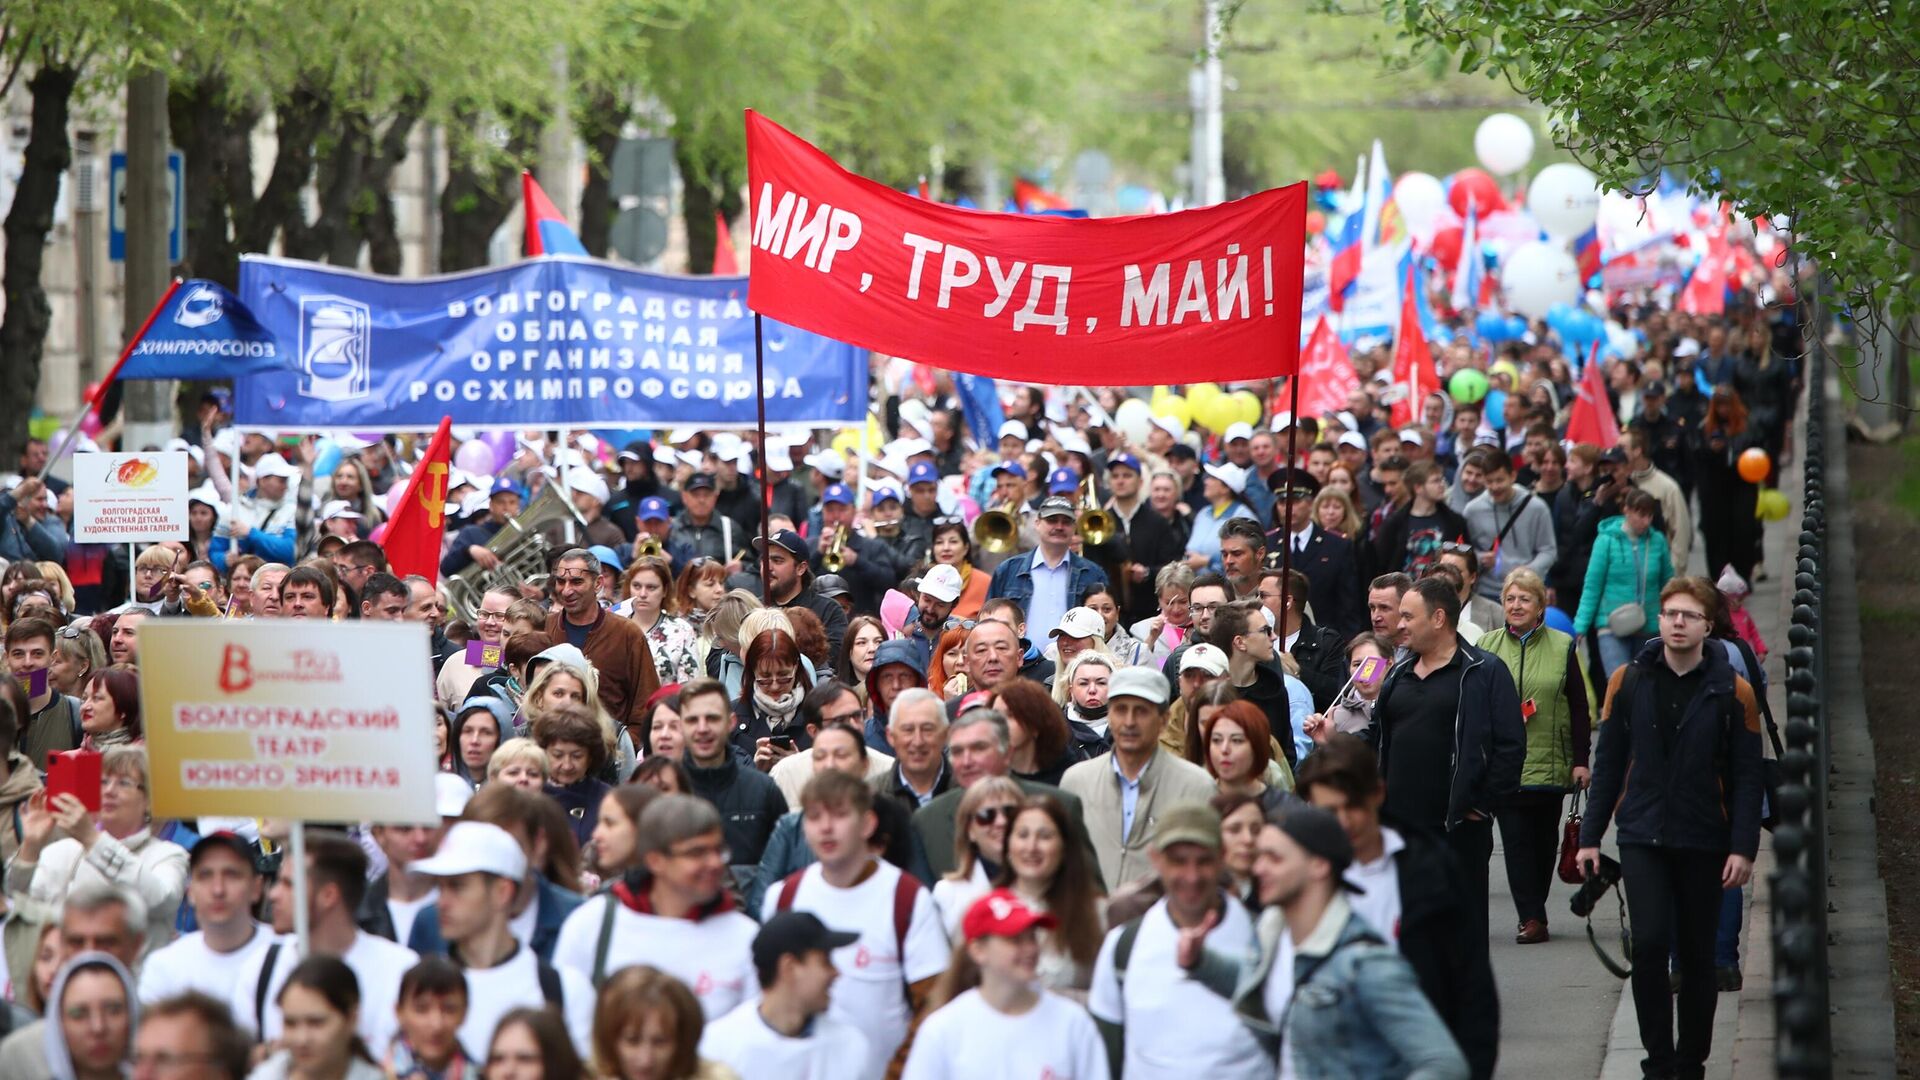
[991,461,1027,480]
[822,483,853,506]
[871,485,902,507]
[1106,453,1142,474]
[907,462,940,487]
[489,477,519,496]
[638,495,670,522]
[588,544,625,572]
[1048,467,1080,495]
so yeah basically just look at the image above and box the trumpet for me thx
[820,527,849,573]
[972,505,1018,554]
[1077,475,1117,546]
[635,534,664,560]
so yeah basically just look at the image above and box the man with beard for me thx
[542,548,658,733]
[756,529,848,661]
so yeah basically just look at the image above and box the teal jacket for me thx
[1572,518,1671,636]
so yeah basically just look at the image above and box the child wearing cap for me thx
[902,890,1108,1080]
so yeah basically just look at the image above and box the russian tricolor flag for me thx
[1573,225,1602,285]
[1327,155,1367,312]
[522,171,588,257]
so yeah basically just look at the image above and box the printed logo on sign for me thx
[218,644,343,694]
[105,457,160,489]
[174,283,225,328]
[298,295,372,402]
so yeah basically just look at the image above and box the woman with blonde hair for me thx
[1053,652,1116,758]
[32,561,75,613]
[1127,562,1193,661]
[931,776,1024,939]
[321,455,386,529]
[591,965,735,1080]
[701,589,766,697]
[1309,488,1363,540]
[486,737,550,791]
[520,651,623,778]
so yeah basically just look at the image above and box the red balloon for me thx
[1305,210,1327,235]
[1448,168,1505,218]
[1429,225,1465,271]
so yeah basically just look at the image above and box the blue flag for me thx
[117,280,290,382]
[952,373,1005,446]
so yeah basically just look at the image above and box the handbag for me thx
[1557,789,1586,885]
[1605,532,1649,637]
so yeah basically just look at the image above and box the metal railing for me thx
[1773,365,1832,1076]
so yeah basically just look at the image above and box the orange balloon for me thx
[1737,447,1771,483]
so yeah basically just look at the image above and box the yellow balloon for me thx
[831,430,862,457]
[1151,385,1172,407]
[1200,396,1239,433]
[1189,382,1223,409]
[1233,390,1263,426]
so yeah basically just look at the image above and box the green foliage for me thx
[1364,0,1920,324]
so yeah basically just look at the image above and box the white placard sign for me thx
[72,450,190,543]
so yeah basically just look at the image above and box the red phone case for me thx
[46,750,103,814]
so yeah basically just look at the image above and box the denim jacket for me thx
[985,550,1109,610]
[1193,896,1468,1080]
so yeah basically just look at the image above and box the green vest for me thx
[1476,624,1587,789]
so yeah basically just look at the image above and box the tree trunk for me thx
[676,141,744,275]
[0,64,79,464]
[241,84,331,258]
[576,85,626,258]
[440,112,539,272]
[358,99,424,275]
[168,76,260,289]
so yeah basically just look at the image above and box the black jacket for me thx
[684,754,789,868]
[768,582,849,663]
[356,872,398,941]
[1387,822,1502,1080]
[1271,525,1368,639]
[812,532,901,616]
[1289,620,1349,713]
[1371,502,1471,580]
[1114,502,1187,624]
[1581,640,1763,858]
[1630,405,1694,494]
[1549,477,1609,611]
[1375,635,1527,831]
[1237,664,1297,769]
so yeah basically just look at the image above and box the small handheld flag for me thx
[522,172,588,257]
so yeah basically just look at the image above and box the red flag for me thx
[1296,316,1359,419]
[1012,177,1068,212]
[521,172,587,257]
[1388,264,1433,428]
[1678,232,1728,314]
[381,417,454,585]
[713,212,740,275]
[1565,342,1620,448]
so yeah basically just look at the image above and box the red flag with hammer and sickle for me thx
[381,416,454,585]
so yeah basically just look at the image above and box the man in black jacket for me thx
[1374,577,1526,941]
[1104,453,1184,625]
[1298,734,1500,1080]
[1266,468,1367,638]
[1266,568,1347,712]
[754,529,849,661]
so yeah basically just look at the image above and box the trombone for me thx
[1077,474,1117,546]
[819,527,849,573]
[972,505,1018,554]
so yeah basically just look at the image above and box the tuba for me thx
[1077,474,1117,547]
[972,505,1018,554]
[443,483,587,622]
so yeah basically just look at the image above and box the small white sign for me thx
[72,451,190,543]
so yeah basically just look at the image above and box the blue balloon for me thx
[313,438,342,478]
[1485,389,1509,429]
[1476,312,1513,342]
[1544,606,1574,634]
[1505,316,1530,341]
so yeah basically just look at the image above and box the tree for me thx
[1360,0,1920,398]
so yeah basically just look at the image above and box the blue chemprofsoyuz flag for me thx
[952,372,1005,446]
[232,255,868,431]
[117,280,290,381]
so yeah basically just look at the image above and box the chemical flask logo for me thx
[298,296,371,402]
[174,283,225,329]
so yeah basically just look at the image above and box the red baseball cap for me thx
[962,889,1058,943]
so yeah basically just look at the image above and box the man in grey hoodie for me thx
[1461,449,1557,601]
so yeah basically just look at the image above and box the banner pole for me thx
[558,429,576,545]
[290,821,311,958]
[753,314,771,587]
[128,544,137,607]
[45,277,184,478]
[1280,371,1301,588]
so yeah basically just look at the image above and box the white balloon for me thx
[1501,241,1581,319]
[1528,162,1601,238]
[1392,172,1447,234]
[1474,113,1535,176]
[1114,398,1156,445]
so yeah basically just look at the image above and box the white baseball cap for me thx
[1223,422,1254,443]
[1337,431,1368,451]
[804,449,845,479]
[1398,428,1426,447]
[1203,462,1248,494]
[919,564,964,604]
[1151,414,1186,438]
[565,469,610,505]
[1180,643,1230,677]
[252,453,301,481]
[435,772,473,818]
[409,821,527,880]
[1049,606,1105,642]
[763,439,794,472]
[998,419,1029,442]
[1270,412,1296,432]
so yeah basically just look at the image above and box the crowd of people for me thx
[0,267,1800,1079]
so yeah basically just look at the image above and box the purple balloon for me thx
[480,431,517,465]
[453,441,496,476]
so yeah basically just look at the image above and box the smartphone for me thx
[46,749,103,814]
[767,735,796,750]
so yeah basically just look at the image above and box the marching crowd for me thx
[0,270,1801,1079]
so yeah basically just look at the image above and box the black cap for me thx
[1598,446,1628,465]
[1037,496,1076,520]
[813,574,851,599]
[752,529,810,559]
[190,832,264,875]
[685,471,718,490]
[753,912,860,973]
[1267,466,1321,501]
[1276,806,1363,893]
[1166,443,1198,463]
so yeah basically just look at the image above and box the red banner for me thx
[1566,342,1621,448]
[381,416,453,586]
[744,111,1307,385]
[1388,265,1433,428]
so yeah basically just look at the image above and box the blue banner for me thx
[119,280,290,382]
[233,256,868,431]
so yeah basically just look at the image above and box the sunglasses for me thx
[972,805,1020,826]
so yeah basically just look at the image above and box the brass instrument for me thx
[443,483,587,622]
[972,505,1018,554]
[819,527,849,573]
[635,534,664,560]
[1077,474,1117,546]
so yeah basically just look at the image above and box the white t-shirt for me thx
[453,942,595,1063]
[1266,930,1300,1080]
[387,890,438,948]
[230,931,418,1052]
[138,923,273,1004]
[552,893,758,1018]
[903,987,1108,1080]
[1088,896,1266,1080]
[1346,827,1406,945]
[928,863,991,942]
[758,860,949,1079]
[700,1000,874,1080]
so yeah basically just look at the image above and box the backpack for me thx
[776,866,920,966]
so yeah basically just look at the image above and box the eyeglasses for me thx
[820,709,866,726]
[475,609,510,622]
[552,575,594,588]
[1659,608,1708,625]
[1438,542,1476,555]
[667,841,730,863]
[932,516,967,528]
[1191,602,1224,614]
[754,671,798,688]
[972,805,1020,826]
[56,625,89,640]
[103,775,144,794]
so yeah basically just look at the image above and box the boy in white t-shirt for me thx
[760,769,948,1079]
[701,911,873,1080]
[139,833,272,1004]
[904,888,1108,1080]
